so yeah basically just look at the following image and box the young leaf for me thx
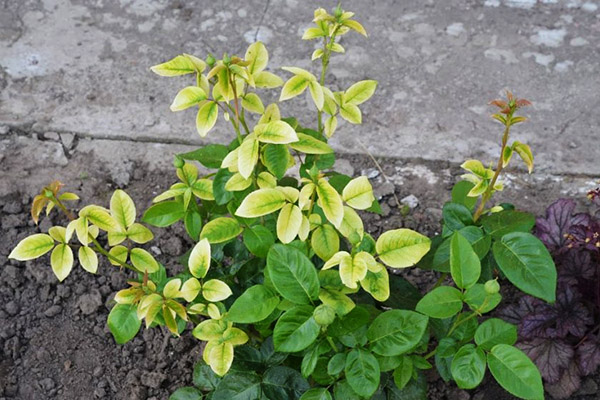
[289,133,333,154]
[142,201,185,227]
[235,188,287,218]
[344,348,380,398]
[342,19,368,36]
[227,285,280,324]
[311,224,340,261]
[189,238,211,278]
[324,115,338,138]
[487,344,544,400]
[267,244,320,304]
[343,80,377,106]
[150,54,200,76]
[366,310,429,356]
[237,135,259,179]
[474,318,517,351]
[9,233,55,261]
[107,303,141,344]
[200,217,242,244]
[342,176,375,210]
[277,204,303,244]
[316,178,344,228]
[442,203,474,232]
[79,205,119,232]
[51,243,74,281]
[273,305,320,352]
[255,120,299,144]
[78,246,98,274]
[450,232,481,289]
[206,342,234,376]
[512,141,534,173]
[196,101,218,137]
[280,75,309,101]
[492,232,556,302]
[339,103,361,124]
[416,286,463,319]
[130,248,159,273]
[202,279,232,302]
[110,189,136,230]
[309,81,324,110]
[170,86,207,111]
[241,93,265,114]
[451,344,486,389]
[376,229,431,268]
[180,278,201,302]
[245,41,268,75]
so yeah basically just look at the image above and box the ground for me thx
[1,0,599,399]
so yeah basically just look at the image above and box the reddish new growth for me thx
[489,90,532,115]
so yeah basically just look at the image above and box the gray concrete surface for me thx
[1,0,599,196]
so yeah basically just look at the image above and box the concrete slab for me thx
[1,0,599,176]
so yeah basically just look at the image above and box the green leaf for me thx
[415,286,463,319]
[169,387,203,400]
[202,279,232,302]
[289,133,333,154]
[180,144,229,168]
[343,80,377,106]
[481,210,535,239]
[196,101,218,137]
[243,225,275,257]
[487,344,544,400]
[393,356,413,390]
[442,203,474,232]
[376,229,431,269]
[213,168,234,205]
[367,310,429,356]
[316,178,344,228]
[150,54,203,76]
[246,41,269,74]
[193,363,221,391]
[212,371,262,400]
[512,141,534,173]
[241,93,265,114]
[300,388,332,400]
[273,305,320,352]
[328,353,347,376]
[262,366,310,400]
[451,181,477,211]
[464,283,501,313]
[280,75,309,101]
[235,188,287,218]
[342,176,375,210]
[311,224,340,261]
[51,243,73,281]
[184,210,202,241]
[9,233,55,261]
[263,144,290,179]
[130,248,159,273]
[360,266,390,302]
[475,318,517,351]
[267,244,319,304]
[450,232,481,289]
[170,86,207,111]
[110,189,136,229]
[492,232,556,302]
[79,205,119,232]
[344,348,380,398]
[227,285,280,324]
[200,217,243,244]
[451,344,486,389]
[142,201,185,227]
[107,303,141,344]
[339,103,361,124]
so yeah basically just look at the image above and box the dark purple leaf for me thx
[577,335,600,376]
[545,360,581,400]
[535,199,590,253]
[567,220,600,253]
[520,307,558,339]
[518,338,574,383]
[553,285,593,338]
[556,249,595,285]
[498,295,542,326]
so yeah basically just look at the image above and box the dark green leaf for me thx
[328,306,370,348]
[450,232,481,289]
[481,210,535,239]
[345,348,380,398]
[442,203,474,233]
[142,201,185,227]
[299,388,331,400]
[492,232,556,302]
[243,225,275,257]
[213,169,234,205]
[487,344,544,400]
[184,210,202,241]
[327,353,347,376]
[333,380,362,400]
[367,310,429,356]
[169,387,203,400]
[180,144,229,168]
[227,285,280,324]
[386,370,427,400]
[263,144,289,179]
[474,318,517,351]
[193,362,221,391]
[451,181,477,211]
[416,286,463,319]
[107,304,141,344]
[451,344,486,389]
[273,305,320,352]
[212,371,261,400]
[267,244,319,304]
[393,356,413,390]
[262,366,309,400]
[383,275,422,310]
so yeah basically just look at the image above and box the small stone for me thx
[39,378,55,391]
[60,133,75,149]
[334,159,355,177]
[400,194,419,209]
[77,289,102,315]
[363,168,380,179]
[374,181,395,199]
[0,125,9,135]
[93,367,103,377]
[44,132,60,141]
[5,301,20,316]
[44,305,63,317]
[150,246,162,255]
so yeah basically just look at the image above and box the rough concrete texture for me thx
[0,0,599,195]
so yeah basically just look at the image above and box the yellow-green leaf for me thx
[281,67,317,81]
[235,188,287,218]
[257,171,277,189]
[225,173,253,191]
[360,266,390,301]
[512,141,534,173]
[299,215,310,241]
[254,71,283,88]
[461,160,494,179]
[299,183,315,210]
[279,75,309,101]
[9,234,55,260]
[170,86,207,111]
[51,243,73,282]
[259,103,281,124]
[110,190,136,229]
[324,115,338,138]
[245,41,268,74]
[309,81,324,110]
[48,226,71,243]
[150,55,198,76]
[342,176,375,210]
[238,135,259,179]
[311,48,324,60]
[323,251,351,270]
[275,186,300,203]
[342,20,368,37]
[241,93,265,114]
[317,178,344,228]
[127,223,154,244]
[78,246,98,273]
[202,279,233,302]
[340,103,362,124]
[163,278,182,298]
[289,133,333,154]
[222,327,249,345]
[130,248,159,273]
[277,204,303,244]
[79,205,120,232]
[192,179,215,200]
[189,238,211,278]
[200,217,243,243]
[196,101,218,137]
[108,245,128,266]
[312,224,340,261]
[207,341,234,377]
[181,277,201,302]
[376,229,431,269]
[343,80,377,106]
[255,120,299,144]
[319,288,355,316]
[193,319,229,341]
[339,206,364,239]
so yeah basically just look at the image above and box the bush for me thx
[9,5,556,400]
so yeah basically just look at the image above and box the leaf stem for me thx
[317,26,339,134]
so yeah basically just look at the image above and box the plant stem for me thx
[327,336,338,352]
[447,312,478,337]
[432,273,447,289]
[317,26,339,134]
[472,123,511,222]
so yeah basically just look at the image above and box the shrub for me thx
[9,5,556,400]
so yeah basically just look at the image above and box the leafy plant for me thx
[498,190,600,399]
[8,5,555,400]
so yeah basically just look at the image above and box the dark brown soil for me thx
[0,154,597,399]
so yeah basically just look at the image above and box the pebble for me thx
[60,133,75,149]
[374,181,395,199]
[334,159,355,177]
[44,132,60,141]
[44,305,63,317]
[363,168,380,179]
[38,377,55,391]
[77,289,102,315]
[401,194,420,209]
[5,301,20,316]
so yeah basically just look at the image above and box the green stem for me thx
[327,336,338,352]
[317,26,339,134]
[447,312,478,337]
[432,273,447,289]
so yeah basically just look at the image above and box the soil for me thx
[0,153,598,400]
